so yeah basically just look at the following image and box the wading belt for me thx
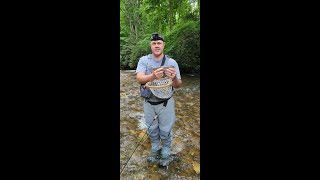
[146,96,171,107]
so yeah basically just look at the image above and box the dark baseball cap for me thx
[150,33,165,42]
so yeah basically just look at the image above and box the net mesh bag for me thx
[145,77,173,99]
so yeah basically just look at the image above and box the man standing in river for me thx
[135,32,182,167]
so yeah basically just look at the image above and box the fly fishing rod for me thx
[120,115,158,175]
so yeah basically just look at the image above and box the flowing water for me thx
[120,70,200,179]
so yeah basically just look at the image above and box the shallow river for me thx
[120,70,200,179]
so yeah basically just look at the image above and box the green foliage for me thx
[165,20,200,74]
[120,0,200,74]
[128,39,150,69]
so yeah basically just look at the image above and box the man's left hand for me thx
[165,68,177,80]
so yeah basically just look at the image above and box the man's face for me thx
[150,40,164,56]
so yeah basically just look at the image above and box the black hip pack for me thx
[140,85,152,99]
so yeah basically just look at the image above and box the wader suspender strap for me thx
[159,55,171,107]
[160,55,166,66]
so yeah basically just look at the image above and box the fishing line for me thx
[120,115,158,175]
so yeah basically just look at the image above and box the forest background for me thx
[120,0,200,75]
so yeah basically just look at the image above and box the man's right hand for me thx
[153,68,164,79]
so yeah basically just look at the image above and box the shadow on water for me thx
[120,70,200,179]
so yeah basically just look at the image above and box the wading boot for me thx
[159,154,174,168]
[147,148,161,164]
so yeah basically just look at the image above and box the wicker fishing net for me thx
[145,77,173,99]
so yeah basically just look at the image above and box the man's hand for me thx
[153,67,165,79]
[165,67,177,80]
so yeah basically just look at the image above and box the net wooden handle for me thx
[145,81,172,88]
